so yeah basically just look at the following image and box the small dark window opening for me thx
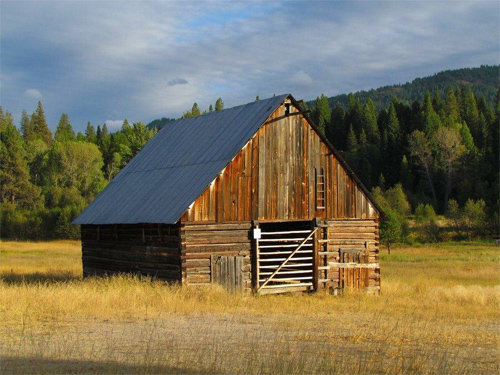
[285,103,291,116]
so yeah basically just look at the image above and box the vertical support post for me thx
[252,220,260,292]
[253,220,260,292]
[313,224,319,291]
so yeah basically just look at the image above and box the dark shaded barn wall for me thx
[81,224,182,282]
[179,100,380,292]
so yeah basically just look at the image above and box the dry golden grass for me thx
[1,240,499,374]
[0,240,81,280]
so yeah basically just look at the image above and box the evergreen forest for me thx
[1,66,498,243]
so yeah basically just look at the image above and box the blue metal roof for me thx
[73,94,289,224]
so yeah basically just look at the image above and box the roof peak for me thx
[180,94,290,120]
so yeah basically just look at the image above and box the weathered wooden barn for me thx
[73,94,382,294]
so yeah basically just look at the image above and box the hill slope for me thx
[148,65,499,129]
[308,65,499,110]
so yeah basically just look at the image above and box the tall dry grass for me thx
[1,240,499,374]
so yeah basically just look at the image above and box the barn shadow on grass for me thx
[0,356,203,375]
[0,271,82,285]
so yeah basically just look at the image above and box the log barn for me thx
[73,94,383,294]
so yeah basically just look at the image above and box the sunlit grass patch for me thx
[0,240,498,374]
[0,240,82,278]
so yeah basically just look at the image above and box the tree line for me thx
[1,102,157,239]
[1,86,497,242]
[319,65,498,113]
[0,97,228,240]
[308,85,499,244]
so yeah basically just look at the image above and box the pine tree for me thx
[362,98,380,145]
[409,99,423,133]
[95,125,102,144]
[477,96,495,125]
[357,129,372,187]
[384,103,403,184]
[359,128,368,147]
[121,119,131,133]
[54,113,75,142]
[422,91,441,136]
[492,90,500,169]
[312,94,331,135]
[378,174,386,191]
[444,87,460,123]
[346,124,358,152]
[20,109,34,142]
[209,104,213,113]
[328,102,345,149]
[84,122,96,143]
[31,101,52,145]
[255,95,260,101]
[476,113,489,149]
[460,86,481,142]
[459,122,475,153]
[0,108,41,207]
[432,92,444,117]
[98,124,111,157]
[215,98,224,111]
[192,103,201,116]
[346,94,363,135]
[102,123,109,138]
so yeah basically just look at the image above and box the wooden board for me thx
[182,101,380,223]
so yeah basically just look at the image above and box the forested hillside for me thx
[1,66,498,241]
[307,82,499,243]
[308,65,499,111]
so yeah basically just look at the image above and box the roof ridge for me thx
[73,94,288,225]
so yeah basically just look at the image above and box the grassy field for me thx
[0,240,499,374]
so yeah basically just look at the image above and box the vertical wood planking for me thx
[180,102,380,223]
[251,136,259,220]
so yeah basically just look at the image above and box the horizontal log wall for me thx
[181,222,252,291]
[319,219,380,293]
[182,100,378,223]
[81,224,182,282]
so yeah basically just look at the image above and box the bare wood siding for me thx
[180,222,252,290]
[320,219,380,292]
[81,224,182,282]
[182,102,378,223]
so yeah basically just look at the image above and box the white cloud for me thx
[289,71,314,87]
[23,89,42,99]
[105,120,123,131]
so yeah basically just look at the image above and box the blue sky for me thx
[1,1,498,133]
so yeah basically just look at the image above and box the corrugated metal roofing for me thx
[73,94,290,225]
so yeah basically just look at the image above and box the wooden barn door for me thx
[254,221,318,295]
[211,255,245,293]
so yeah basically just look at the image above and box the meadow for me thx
[0,240,498,374]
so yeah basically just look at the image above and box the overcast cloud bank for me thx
[1,1,498,132]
